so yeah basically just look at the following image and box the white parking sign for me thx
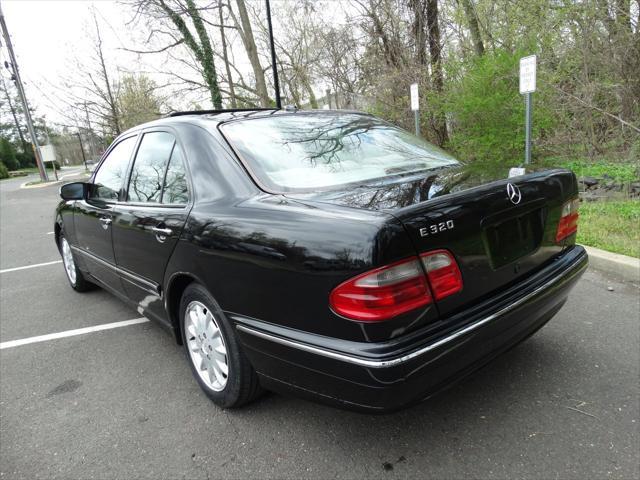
[410,83,419,111]
[519,55,537,94]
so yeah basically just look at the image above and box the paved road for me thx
[1,177,638,479]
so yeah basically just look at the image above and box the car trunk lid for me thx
[287,165,579,318]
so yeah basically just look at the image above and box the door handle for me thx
[152,226,173,236]
[99,217,112,230]
[152,226,172,243]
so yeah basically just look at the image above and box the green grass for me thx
[541,157,639,183]
[578,200,640,258]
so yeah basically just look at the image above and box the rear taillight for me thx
[420,250,463,300]
[556,198,580,243]
[329,257,432,322]
[329,250,463,322]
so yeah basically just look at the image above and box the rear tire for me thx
[179,283,262,408]
[59,234,94,292]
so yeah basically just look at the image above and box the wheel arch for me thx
[54,220,62,250]
[165,272,203,345]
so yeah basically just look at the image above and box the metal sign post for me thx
[519,55,537,164]
[265,0,281,109]
[410,83,419,136]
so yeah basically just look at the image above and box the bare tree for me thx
[128,0,223,108]
[92,12,122,135]
[218,4,237,108]
[58,9,123,138]
[224,0,270,106]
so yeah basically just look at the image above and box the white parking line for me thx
[0,260,62,274]
[0,317,149,350]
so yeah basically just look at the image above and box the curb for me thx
[19,170,88,189]
[584,245,640,283]
[20,180,62,189]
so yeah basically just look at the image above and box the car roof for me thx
[118,108,372,137]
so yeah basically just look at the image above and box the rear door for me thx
[111,129,191,322]
[74,134,138,294]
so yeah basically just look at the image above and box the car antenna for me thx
[265,0,281,110]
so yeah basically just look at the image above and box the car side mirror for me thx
[59,182,88,201]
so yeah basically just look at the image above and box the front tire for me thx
[180,283,262,408]
[59,234,93,292]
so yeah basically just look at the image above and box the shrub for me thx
[443,50,556,167]
[0,137,19,171]
[0,161,8,179]
[16,151,35,168]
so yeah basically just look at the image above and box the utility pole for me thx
[76,132,88,171]
[82,102,97,160]
[0,3,48,181]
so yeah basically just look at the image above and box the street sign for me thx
[40,144,56,163]
[519,55,537,94]
[410,83,419,111]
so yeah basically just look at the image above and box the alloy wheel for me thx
[184,300,229,391]
[61,237,77,285]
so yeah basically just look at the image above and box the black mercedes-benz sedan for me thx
[55,109,588,412]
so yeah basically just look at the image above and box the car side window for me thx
[162,143,189,205]
[90,136,137,201]
[127,132,176,203]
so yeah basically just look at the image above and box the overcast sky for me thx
[0,0,286,128]
[1,1,134,126]
[1,0,353,131]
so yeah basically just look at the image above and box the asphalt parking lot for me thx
[1,172,638,480]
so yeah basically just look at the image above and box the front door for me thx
[74,135,138,294]
[111,130,191,323]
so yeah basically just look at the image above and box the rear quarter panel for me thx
[165,195,440,343]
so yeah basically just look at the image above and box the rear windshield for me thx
[220,113,458,192]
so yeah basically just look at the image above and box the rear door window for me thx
[127,132,176,203]
[162,143,189,205]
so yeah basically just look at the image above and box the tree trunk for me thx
[185,0,222,109]
[425,0,449,144]
[219,4,237,108]
[460,0,484,56]
[408,0,428,65]
[366,1,405,69]
[303,79,318,109]
[235,0,270,107]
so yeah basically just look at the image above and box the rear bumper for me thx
[234,246,588,412]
